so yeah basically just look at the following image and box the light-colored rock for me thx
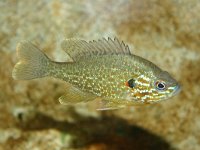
[0,0,200,149]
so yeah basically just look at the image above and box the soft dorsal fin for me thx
[61,37,131,61]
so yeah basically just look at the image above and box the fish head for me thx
[150,70,181,101]
[125,70,181,104]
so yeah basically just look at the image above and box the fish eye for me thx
[155,80,166,90]
[126,79,135,88]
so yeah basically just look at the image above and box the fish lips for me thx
[171,84,181,96]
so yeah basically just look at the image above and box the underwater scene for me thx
[0,0,200,150]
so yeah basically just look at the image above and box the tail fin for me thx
[12,41,51,80]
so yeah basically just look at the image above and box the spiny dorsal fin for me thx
[61,37,131,61]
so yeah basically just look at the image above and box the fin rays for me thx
[61,37,131,61]
[12,41,50,80]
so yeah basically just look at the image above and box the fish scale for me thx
[49,55,133,99]
[12,38,181,110]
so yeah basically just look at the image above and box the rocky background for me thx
[0,0,200,150]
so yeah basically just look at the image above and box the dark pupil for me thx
[158,83,165,89]
[128,79,135,88]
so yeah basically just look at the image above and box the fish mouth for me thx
[171,84,181,96]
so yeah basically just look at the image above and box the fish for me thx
[12,38,181,110]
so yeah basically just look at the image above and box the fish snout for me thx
[172,84,181,96]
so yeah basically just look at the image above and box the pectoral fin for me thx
[59,86,96,105]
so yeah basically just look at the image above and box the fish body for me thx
[12,38,181,110]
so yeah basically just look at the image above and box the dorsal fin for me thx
[61,37,132,61]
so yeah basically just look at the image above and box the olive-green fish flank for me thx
[12,38,181,110]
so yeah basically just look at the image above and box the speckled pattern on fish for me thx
[12,38,181,110]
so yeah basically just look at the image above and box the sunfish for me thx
[12,38,181,110]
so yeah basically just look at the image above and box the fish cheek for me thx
[150,90,168,101]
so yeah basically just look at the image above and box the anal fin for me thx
[88,98,125,110]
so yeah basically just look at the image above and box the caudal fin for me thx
[12,41,51,80]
